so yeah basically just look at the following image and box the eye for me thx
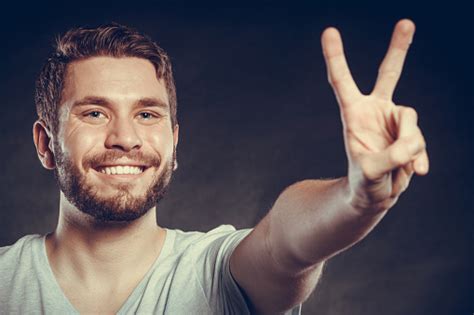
[81,110,108,124]
[138,112,158,120]
[85,111,105,119]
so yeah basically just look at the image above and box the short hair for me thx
[35,23,177,135]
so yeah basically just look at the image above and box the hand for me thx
[321,19,429,214]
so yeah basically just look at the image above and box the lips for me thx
[87,153,161,180]
[86,151,161,176]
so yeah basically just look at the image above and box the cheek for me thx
[63,124,106,169]
[141,126,174,154]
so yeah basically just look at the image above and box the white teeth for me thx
[99,166,144,175]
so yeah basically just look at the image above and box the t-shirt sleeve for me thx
[192,225,302,315]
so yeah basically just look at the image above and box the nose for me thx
[104,116,143,152]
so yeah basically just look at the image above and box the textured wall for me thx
[0,2,472,314]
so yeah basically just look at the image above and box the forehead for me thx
[61,56,169,107]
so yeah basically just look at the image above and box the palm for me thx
[343,96,396,156]
[321,20,429,213]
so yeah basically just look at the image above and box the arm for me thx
[231,178,388,313]
[230,19,429,314]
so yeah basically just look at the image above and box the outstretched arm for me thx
[230,19,429,314]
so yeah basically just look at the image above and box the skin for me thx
[32,19,429,314]
[230,19,429,313]
[33,56,179,313]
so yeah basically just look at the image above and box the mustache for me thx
[84,151,161,169]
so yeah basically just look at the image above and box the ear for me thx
[173,124,179,171]
[33,120,56,170]
[173,123,179,147]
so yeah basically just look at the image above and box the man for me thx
[0,18,428,314]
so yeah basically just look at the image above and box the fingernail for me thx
[415,159,427,174]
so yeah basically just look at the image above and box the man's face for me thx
[51,56,178,222]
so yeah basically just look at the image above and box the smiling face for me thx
[44,56,179,222]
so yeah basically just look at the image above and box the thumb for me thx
[359,137,425,180]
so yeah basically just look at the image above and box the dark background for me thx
[0,1,472,314]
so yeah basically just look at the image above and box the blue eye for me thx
[139,112,155,119]
[87,111,104,118]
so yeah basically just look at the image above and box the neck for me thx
[45,192,166,288]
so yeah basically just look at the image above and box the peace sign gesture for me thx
[321,19,429,214]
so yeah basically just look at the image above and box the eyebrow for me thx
[72,96,170,110]
[135,97,169,110]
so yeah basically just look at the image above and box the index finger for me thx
[372,19,416,100]
[321,27,362,106]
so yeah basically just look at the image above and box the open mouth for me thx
[94,165,148,175]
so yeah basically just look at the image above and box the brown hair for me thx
[35,23,177,135]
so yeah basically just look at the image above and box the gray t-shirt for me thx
[0,224,301,314]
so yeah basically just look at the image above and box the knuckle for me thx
[330,78,343,88]
[419,136,426,151]
[359,160,379,181]
[414,129,426,150]
[330,80,347,93]
[407,107,418,120]
[400,106,418,121]
[329,71,351,88]
[389,148,406,166]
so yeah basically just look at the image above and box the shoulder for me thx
[170,224,253,257]
[164,224,253,272]
[0,234,44,289]
[185,225,253,313]
[170,224,253,289]
[0,234,43,262]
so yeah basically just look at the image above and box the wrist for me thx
[345,175,392,217]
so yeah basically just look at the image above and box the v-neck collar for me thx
[39,228,174,313]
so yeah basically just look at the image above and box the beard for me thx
[53,141,175,223]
